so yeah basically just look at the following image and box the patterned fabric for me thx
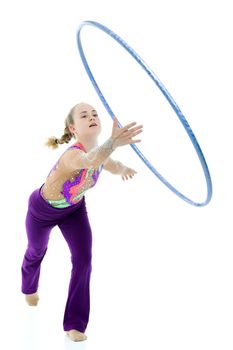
[46,142,103,208]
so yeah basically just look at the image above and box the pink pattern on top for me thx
[60,142,103,205]
[45,142,103,206]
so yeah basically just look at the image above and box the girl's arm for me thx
[65,138,116,170]
[103,157,137,180]
[64,117,143,171]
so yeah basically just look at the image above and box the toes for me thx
[66,330,87,342]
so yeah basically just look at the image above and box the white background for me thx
[0,0,232,349]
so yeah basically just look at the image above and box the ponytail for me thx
[45,112,75,149]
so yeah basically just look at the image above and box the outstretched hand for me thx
[121,166,137,181]
[111,116,143,149]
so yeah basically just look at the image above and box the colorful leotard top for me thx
[41,142,104,208]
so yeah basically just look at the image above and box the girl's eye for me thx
[93,114,98,117]
[81,115,87,118]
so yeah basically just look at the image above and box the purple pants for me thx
[21,185,92,333]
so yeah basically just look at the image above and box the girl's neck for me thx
[73,137,98,152]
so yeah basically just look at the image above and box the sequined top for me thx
[41,142,103,208]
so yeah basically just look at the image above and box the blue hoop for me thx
[76,20,212,207]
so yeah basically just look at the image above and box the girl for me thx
[21,102,143,342]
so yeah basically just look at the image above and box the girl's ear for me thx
[68,124,76,134]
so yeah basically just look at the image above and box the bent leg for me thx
[21,209,55,294]
[58,198,92,333]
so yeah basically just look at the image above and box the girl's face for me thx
[69,103,102,138]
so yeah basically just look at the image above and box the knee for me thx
[71,251,92,268]
[26,246,47,260]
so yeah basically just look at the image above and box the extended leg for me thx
[58,197,92,336]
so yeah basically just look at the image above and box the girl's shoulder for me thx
[59,143,86,171]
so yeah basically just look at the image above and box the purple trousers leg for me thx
[21,185,92,333]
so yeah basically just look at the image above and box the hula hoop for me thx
[76,20,212,207]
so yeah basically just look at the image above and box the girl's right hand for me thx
[111,116,143,149]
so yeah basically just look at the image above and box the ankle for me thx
[25,292,39,306]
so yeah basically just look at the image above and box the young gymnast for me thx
[21,102,143,341]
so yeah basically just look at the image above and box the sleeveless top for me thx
[41,142,104,208]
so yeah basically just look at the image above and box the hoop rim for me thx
[76,20,213,207]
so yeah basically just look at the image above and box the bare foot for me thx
[66,329,87,342]
[25,292,39,306]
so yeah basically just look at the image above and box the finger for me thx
[119,139,141,147]
[130,139,141,144]
[119,125,142,139]
[121,131,141,143]
[121,121,137,131]
[130,129,143,137]
[121,129,143,139]
[127,125,143,133]
[121,130,133,137]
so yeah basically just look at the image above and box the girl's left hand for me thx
[121,167,137,180]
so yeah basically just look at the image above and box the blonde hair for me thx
[45,110,75,150]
